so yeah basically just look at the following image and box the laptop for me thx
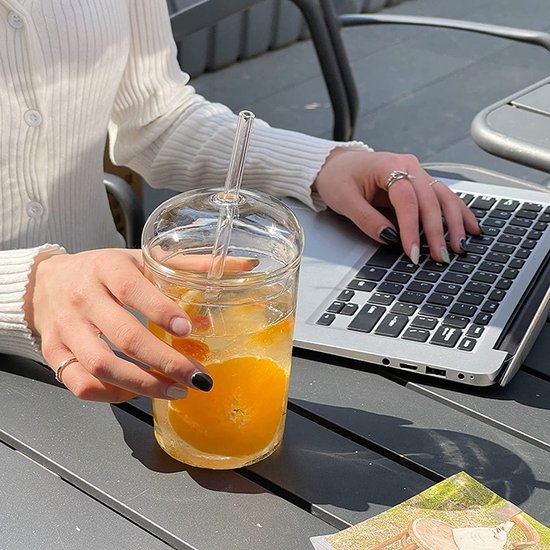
[287,177,550,387]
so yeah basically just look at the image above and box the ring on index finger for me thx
[385,170,415,191]
[429,178,443,187]
[55,356,79,384]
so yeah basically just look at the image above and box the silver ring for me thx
[385,170,415,191]
[55,357,78,384]
[429,178,443,187]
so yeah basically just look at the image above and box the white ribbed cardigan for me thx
[0,0,366,362]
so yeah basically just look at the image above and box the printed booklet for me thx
[310,471,550,549]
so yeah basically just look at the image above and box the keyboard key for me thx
[480,226,499,237]
[407,281,434,293]
[486,252,508,264]
[533,221,548,232]
[472,271,497,284]
[416,271,441,283]
[465,281,491,294]
[442,272,468,284]
[521,239,537,250]
[375,314,408,337]
[395,261,418,273]
[481,301,499,313]
[495,199,519,211]
[443,314,469,329]
[508,259,525,270]
[369,293,395,306]
[510,217,533,228]
[466,324,485,338]
[515,210,538,220]
[431,326,462,347]
[400,291,426,305]
[488,289,506,302]
[341,303,359,316]
[496,278,513,290]
[491,243,514,254]
[435,282,461,295]
[428,293,454,307]
[489,209,512,220]
[357,266,386,281]
[402,328,430,342]
[540,213,550,223]
[469,235,494,245]
[461,243,488,255]
[337,289,355,302]
[458,337,477,351]
[521,202,543,212]
[348,279,376,292]
[515,248,531,259]
[459,193,474,205]
[348,304,385,333]
[457,292,484,306]
[423,260,448,272]
[502,226,526,238]
[470,196,496,210]
[327,301,345,313]
[450,262,475,274]
[317,313,335,326]
[411,315,438,329]
[483,218,506,229]
[449,303,476,317]
[366,247,402,268]
[378,282,404,294]
[479,261,503,274]
[460,253,482,265]
[420,304,446,318]
[474,312,492,325]
[527,230,543,241]
[386,272,412,284]
[502,268,519,279]
[391,302,418,316]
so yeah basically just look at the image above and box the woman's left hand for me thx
[313,148,480,264]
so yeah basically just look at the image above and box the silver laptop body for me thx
[289,178,550,387]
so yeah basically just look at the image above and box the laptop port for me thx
[399,363,418,371]
[426,367,446,377]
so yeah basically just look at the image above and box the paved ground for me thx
[144,0,550,213]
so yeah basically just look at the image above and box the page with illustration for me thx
[310,471,550,550]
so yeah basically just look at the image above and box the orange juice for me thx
[150,285,295,469]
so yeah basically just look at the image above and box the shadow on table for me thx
[249,399,548,517]
[110,403,271,495]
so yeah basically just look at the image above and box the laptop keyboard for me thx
[316,193,550,352]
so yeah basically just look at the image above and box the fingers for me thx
[383,167,480,262]
[334,185,401,246]
[45,320,194,401]
[80,295,207,388]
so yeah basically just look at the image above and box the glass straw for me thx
[207,110,256,280]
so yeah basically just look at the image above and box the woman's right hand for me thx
[24,248,256,403]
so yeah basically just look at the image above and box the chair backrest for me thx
[104,173,145,249]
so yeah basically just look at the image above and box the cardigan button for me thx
[24,110,43,127]
[8,11,24,29]
[26,201,44,218]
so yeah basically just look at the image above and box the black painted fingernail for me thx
[379,227,400,245]
[191,371,213,392]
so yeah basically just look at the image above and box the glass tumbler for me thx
[141,187,304,469]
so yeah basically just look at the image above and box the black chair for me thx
[104,173,145,249]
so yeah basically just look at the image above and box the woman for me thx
[0,0,478,402]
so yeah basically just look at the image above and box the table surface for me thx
[1,308,550,549]
[471,76,550,174]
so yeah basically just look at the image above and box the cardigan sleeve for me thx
[0,245,65,363]
[107,0,370,211]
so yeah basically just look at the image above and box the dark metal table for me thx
[471,76,550,174]
[1,312,550,548]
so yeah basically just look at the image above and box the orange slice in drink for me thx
[168,357,288,457]
[171,337,210,362]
